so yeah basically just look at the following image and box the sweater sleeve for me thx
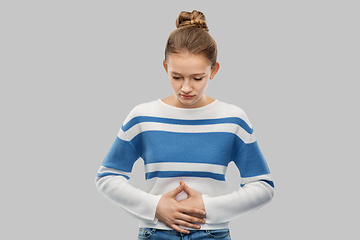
[95,124,162,223]
[202,131,274,224]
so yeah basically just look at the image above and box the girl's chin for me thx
[176,96,202,107]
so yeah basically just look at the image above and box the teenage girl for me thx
[96,10,274,240]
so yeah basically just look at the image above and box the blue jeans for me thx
[138,228,231,240]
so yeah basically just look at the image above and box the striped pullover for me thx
[95,98,274,230]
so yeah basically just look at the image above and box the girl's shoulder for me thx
[216,100,253,129]
[217,100,248,116]
[122,99,159,125]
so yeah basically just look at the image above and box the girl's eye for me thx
[171,76,203,81]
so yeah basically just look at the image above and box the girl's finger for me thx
[178,212,206,224]
[182,182,195,196]
[179,205,206,218]
[174,219,202,231]
[167,182,185,198]
[169,224,190,234]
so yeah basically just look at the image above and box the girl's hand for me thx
[155,182,206,234]
[178,180,206,219]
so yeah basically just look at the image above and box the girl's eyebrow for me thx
[170,71,206,76]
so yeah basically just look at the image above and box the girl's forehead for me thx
[167,53,212,73]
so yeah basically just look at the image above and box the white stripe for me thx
[98,166,131,177]
[117,128,128,141]
[144,162,227,175]
[125,122,250,143]
[122,99,253,129]
[145,177,232,196]
[246,132,257,143]
[241,174,272,184]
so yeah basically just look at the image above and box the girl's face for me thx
[163,52,219,108]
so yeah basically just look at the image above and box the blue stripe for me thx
[131,131,242,166]
[145,171,225,181]
[101,137,140,172]
[122,116,253,134]
[240,180,275,188]
[262,180,275,188]
[233,141,270,178]
[97,172,130,180]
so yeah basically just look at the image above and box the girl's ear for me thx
[163,60,168,74]
[210,62,220,79]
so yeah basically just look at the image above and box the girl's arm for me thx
[96,127,205,231]
[207,130,274,223]
[180,131,275,224]
[95,129,161,222]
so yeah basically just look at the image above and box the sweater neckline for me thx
[158,98,218,110]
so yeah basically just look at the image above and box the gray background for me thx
[1,0,359,239]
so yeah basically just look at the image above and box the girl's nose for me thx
[181,79,192,93]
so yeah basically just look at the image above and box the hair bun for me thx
[176,10,209,32]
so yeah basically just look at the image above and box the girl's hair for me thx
[165,10,217,69]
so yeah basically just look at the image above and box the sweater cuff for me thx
[202,194,222,224]
[141,194,162,223]
[151,194,162,224]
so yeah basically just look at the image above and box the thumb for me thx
[167,182,185,198]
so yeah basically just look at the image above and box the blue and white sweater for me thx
[96,99,274,230]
